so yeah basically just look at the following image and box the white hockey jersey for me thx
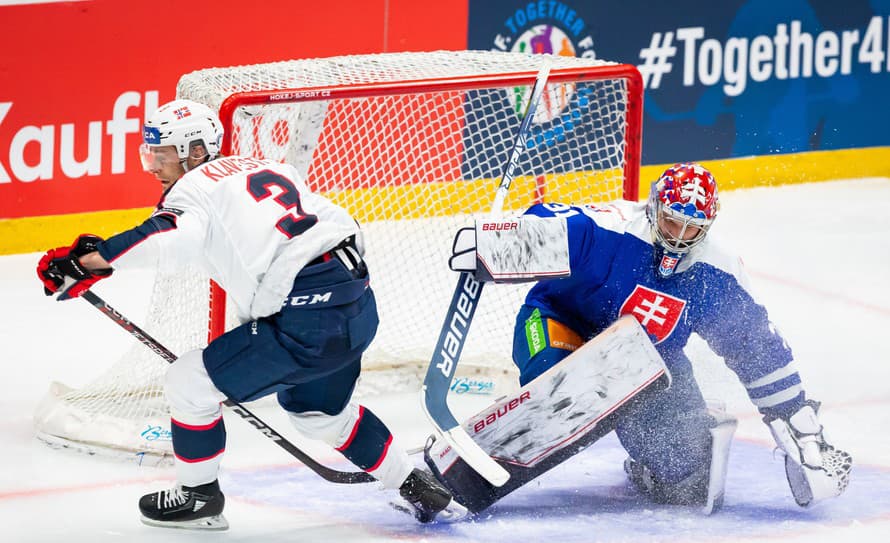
[96,156,359,321]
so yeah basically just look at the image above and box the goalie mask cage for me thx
[34,50,642,462]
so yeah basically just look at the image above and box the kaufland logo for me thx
[0,91,159,183]
[491,1,595,123]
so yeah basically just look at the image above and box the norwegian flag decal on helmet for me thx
[173,106,192,119]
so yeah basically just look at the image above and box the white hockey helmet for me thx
[140,99,223,171]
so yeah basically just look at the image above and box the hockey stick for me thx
[421,59,552,487]
[79,289,375,485]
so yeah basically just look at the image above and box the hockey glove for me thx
[765,400,852,507]
[37,234,113,299]
[448,217,570,283]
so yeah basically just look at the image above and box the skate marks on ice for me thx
[222,433,890,542]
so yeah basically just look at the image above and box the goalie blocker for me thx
[424,316,671,513]
[450,216,570,283]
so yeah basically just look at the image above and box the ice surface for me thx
[1,179,888,542]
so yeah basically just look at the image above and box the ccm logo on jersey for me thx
[284,292,332,306]
[480,221,518,231]
[618,285,687,344]
[472,391,531,434]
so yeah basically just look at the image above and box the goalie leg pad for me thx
[624,404,737,515]
[425,316,670,513]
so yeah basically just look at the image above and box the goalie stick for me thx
[79,289,375,485]
[421,59,552,487]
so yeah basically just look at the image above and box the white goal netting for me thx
[34,50,642,463]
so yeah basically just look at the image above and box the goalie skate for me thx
[139,480,228,531]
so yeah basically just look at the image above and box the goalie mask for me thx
[140,99,223,173]
[646,163,719,278]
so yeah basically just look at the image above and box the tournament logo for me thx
[492,1,596,123]
[618,285,686,343]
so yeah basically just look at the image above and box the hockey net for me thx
[34,50,642,462]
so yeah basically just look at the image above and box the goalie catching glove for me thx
[450,216,571,283]
[765,400,852,507]
[37,234,113,299]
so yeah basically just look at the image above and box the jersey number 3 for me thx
[247,170,318,239]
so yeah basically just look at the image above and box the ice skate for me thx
[139,480,228,530]
[398,468,468,523]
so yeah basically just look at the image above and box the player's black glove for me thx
[36,234,113,299]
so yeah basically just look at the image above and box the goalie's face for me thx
[139,144,185,191]
[654,211,708,252]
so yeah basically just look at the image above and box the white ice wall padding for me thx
[34,50,641,459]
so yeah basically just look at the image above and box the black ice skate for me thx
[398,468,468,523]
[139,480,228,530]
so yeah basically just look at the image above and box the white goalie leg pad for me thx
[624,403,736,515]
[287,403,413,490]
[450,216,570,283]
[164,349,228,487]
[767,402,852,506]
[426,316,671,512]
[702,403,738,515]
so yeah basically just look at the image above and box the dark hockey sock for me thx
[170,415,227,463]
[335,405,393,472]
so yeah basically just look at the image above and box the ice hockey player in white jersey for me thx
[36,99,463,530]
[451,163,852,513]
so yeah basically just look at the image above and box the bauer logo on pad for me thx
[619,285,686,344]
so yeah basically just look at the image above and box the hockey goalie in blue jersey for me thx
[447,163,851,513]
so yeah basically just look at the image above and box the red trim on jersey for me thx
[335,405,364,452]
[171,415,223,432]
[366,434,393,473]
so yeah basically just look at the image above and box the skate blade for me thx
[140,514,229,531]
[389,498,470,524]
[437,499,470,522]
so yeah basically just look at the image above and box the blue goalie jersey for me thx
[520,200,805,418]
